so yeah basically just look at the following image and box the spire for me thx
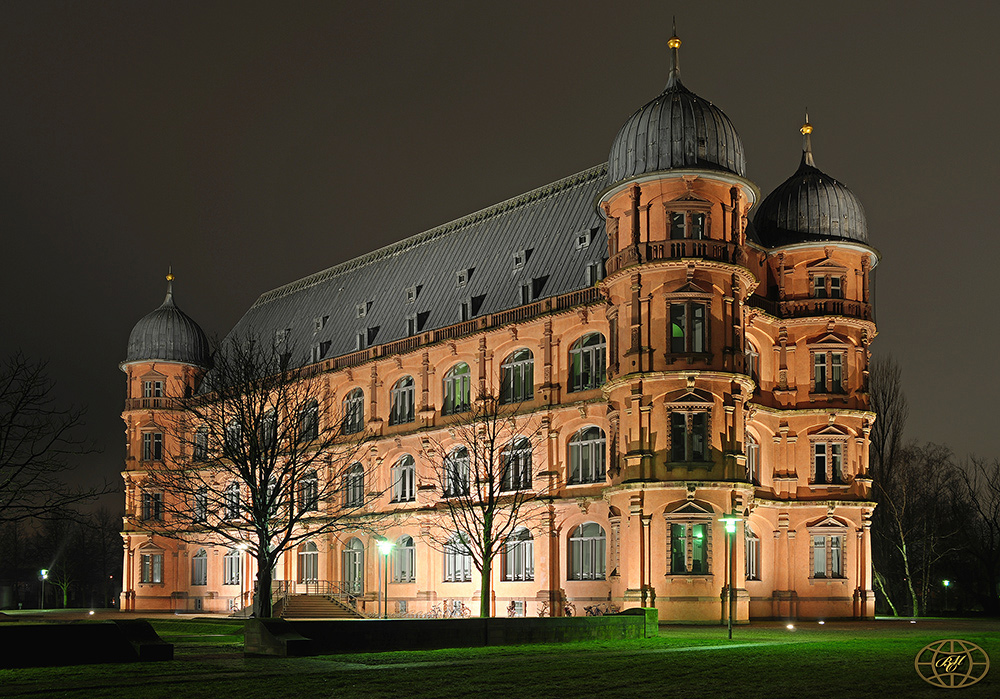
[800,110,815,167]
[666,18,681,89]
[162,267,176,307]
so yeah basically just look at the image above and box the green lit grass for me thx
[0,618,996,698]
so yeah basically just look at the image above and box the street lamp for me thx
[39,569,48,610]
[236,542,250,616]
[376,539,394,619]
[943,579,951,613]
[720,516,740,640]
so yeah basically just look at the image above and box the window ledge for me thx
[809,577,848,583]
[664,574,714,581]
[664,352,713,364]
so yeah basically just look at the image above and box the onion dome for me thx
[754,115,868,247]
[607,29,746,186]
[124,271,210,368]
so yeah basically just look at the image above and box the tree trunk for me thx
[255,552,273,618]
[873,566,899,616]
[480,555,492,618]
[898,541,920,616]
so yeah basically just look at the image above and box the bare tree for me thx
[132,335,381,618]
[955,456,1000,615]
[0,352,104,524]
[422,392,545,618]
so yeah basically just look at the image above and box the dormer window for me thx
[456,269,469,287]
[513,250,526,270]
[575,230,592,249]
[519,283,531,305]
[274,328,290,349]
[356,302,368,318]
[406,314,417,336]
[586,261,605,286]
[406,285,417,303]
[460,299,472,322]
[355,332,366,351]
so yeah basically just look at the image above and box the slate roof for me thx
[124,281,211,368]
[225,165,609,368]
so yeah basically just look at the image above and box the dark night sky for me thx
[1,1,998,494]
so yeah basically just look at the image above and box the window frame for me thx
[140,491,163,521]
[442,363,471,415]
[191,548,208,586]
[344,463,365,507]
[669,301,708,355]
[667,520,711,575]
[444,447,470,498]
[810,532,846,579]
[745,431,760,485]
[501,437,533,492]
[444,534,473,582]
[389,375,416,426]
[568,426,607,485]
[224,481,241,520]
[141,431,163,462]
[568,333,606,393]
[568,522,606,581]
[391,454,416,503]
[500,349,534,405]
[669,410,710,463]
[342,388,365,434]
[139,550,164,584]
[502,527,534,582]
[811,439,847,485]
[223,548,241,586]
[299,470,319,512]
[393,535,416,583]
[298,541,319,584]
[745,524,760,581]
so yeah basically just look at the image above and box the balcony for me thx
[746,295,873,321]
[607,240,741,275]
[124,397,185,411]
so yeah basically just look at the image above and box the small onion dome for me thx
[124,272,210,368]
[607,31,746,187]
[754,116,868,247]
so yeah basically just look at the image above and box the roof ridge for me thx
[251,164,608,308]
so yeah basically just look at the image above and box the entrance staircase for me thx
[275,594,364,619]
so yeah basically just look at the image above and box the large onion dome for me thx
[607,32,746,187]
[754,117,868,247]
[124,272,210,368]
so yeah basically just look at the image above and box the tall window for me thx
[142,380,165,398]
[140,550,163,583]
[142,432,163,461]
[670,411,708,462]
[261,410,277,450]
[193,487,208,523]
[813,442,844,484]
[226,419,242,451]
[745,525,760,581]
[812,275,843,299]
[813,352,846,393]
[745,432,760,484]
[393,535,416,583]
[343,538,364,593]
[191,548,207,586]
[500,349,534,404]
[812,535,844,578]
[501,437,533,491]
[299,471,319,512]
[444,534,472,582]
[569,333,606,392]
[223,549,241,585]
[444,447,470,497]
[745,343,760,384]
[389,376,415,425]
[391,455,416,503]
[569,427,606,485]
[568,522,606,580]
[298,542,319,583]
[141,491,162,521]
[343,388,364,434]
[503,527,534,581]
[344,463,365,507]
[670,522,709,574]
[670,302,707,353]
[298,400,318,442]
[443,363,471,415]
[224,481,241,519]
[193,427,208,461]
[669,211,707,239]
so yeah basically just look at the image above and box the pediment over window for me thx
[140,369,166,380]
[808,332,849,347]
[664,499,715,516]
[664,388,714,407]
[810,424,851,438]
[805,515,850,531]
[665,193,711,208]
[665,279,714,296]
[805,259,847,273]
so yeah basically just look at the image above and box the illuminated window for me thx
[391,455,416,503]
[261,410,277,450]
[501,437,533,491]
[298,542,319,583]
[299,471,319,512]
[225,419,241,450]
[670,302,707,353]
[812,275,844,300]
[393,535,416,583]
[142,432,163,461]
[140,491,162,521]
[812,441,845,485]
[342,388,364,434]
[224,481,241,520]
[443,363,471,415]
[444,534,472,582]
[298,400,318,442]
[142,380,164,398]
[193,487,208,523]
[194,427,208,461]
[140,550,163,583]
[500,349,533,404]
[745,343,760,384]
[812,351,847,393]
[569,426,606,485]
[745,525,760,581]
[668,211,707,240]
[670,411,708,462]
[812,535,844,578]
[343,538,364,593]
[669,522,709,574]
[569,333,606,392]
[389,376,415,425]
[745,432,760,484]
[444,447,470,497]
[568,522,606,580]
[502,528,534,581]
[223,549,241,585]
[344,463,364,507]
[191,549,207,586]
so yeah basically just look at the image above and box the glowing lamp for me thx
[377,539,394,556]
[720,516,740,534]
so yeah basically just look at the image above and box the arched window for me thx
[444,534,472,582]
[391,455,416,503]
[569,427,606,485]
[444,447,470,497]
[298,400,319,442]
[344,463,364,507]
[261,409,278,450]
[299,470,319,512]
[500,349,533,404]
[502,527,534,581]
[501,437,532,491]
[343,538,364,593]
[569,333,606,392]
[225,419,241,451]
[443,363,471,415]
[223,548,241,586]
[745,525,760,581]
[389,376,415,425]
[568,522,606,580]
[746,432,760,485]
[224,481,241,520]
[393,535,415,583]
[298,541,319,584]
[343,388,364,434]
[191,548,207,586]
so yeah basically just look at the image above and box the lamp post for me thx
[377,539,394,619]
[720,516,740,640]
[39,569,48,610]
[237,542,249,616]
[943,579,951,613]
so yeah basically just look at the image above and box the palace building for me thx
[120,33,878,621]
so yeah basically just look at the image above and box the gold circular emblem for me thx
[914,639,990,688]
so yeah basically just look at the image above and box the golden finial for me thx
[668,16,681,48]
[666,17,681,87]
[166,266,174,282]
[800,110,815,167]
[800,110,812,135]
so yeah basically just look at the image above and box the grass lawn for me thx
[0,617,995,698]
